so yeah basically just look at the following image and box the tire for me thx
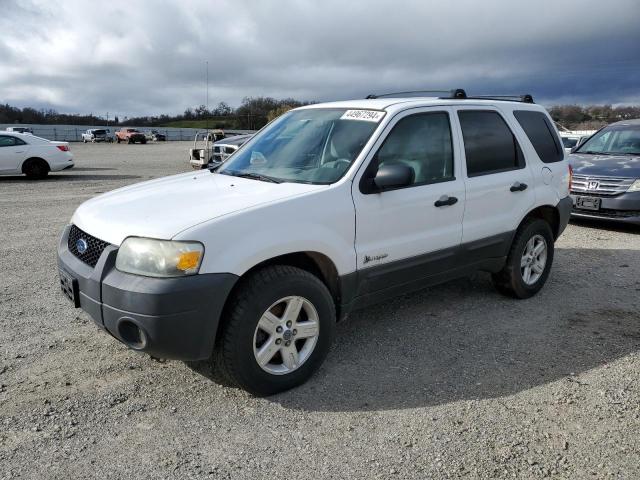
[141,139,147,144]
[127,138,133,144]
[83,139,87,143]
[23,158,49,179]
[116,137,121,144]
[491,218,554,299]
[211,265,336,396]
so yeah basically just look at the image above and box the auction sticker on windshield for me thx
[341,110,386,122]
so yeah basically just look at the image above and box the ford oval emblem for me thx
[76,238,89,254]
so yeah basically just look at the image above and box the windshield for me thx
[217,108,384,184]
[577,125,640,155]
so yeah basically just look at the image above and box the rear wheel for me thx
[210,265,336,396]
[492,218,554,299]
[116,137,121,143]
[23,158,49,179]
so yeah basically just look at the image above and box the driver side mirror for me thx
[372,164,415,191]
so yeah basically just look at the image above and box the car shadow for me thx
[0,173,141,182]
[68,167,116,172]
[266,247,639,412]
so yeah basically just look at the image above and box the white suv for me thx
[57,89,572,395]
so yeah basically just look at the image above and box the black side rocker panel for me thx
[339,231,513,315]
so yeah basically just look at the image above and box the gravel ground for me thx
[0,141,639,479]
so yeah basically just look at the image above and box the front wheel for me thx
[492,218,554,299]
[212,265,336,396]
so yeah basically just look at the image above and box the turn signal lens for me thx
[57,145,70,152]
[177,251,202,272]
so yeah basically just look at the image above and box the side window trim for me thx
[457,108,526,178]
[358,110,456,194]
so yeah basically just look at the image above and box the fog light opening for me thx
[117,318,148,350]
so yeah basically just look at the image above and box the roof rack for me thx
[365,88,534,104]
[365,89,467,99]
[463,94,535,104]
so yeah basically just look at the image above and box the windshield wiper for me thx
[223,171,282,184]
[579,150,612,155]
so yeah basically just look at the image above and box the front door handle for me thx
[434,195,458,207]
[510,182,528,192]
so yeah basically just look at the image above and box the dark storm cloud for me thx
[1,0,639,116]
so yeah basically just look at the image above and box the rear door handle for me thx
[434,195,458,207]
[510,182,528,192]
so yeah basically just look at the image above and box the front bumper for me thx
[57,225,238,360]
[570,191,640,225]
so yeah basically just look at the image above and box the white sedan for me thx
[0,132,74,178]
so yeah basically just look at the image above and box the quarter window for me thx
[514,110,563,163]
[458,110,524,177]
[374,112,454,186]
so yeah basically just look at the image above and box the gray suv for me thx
[568,119,640,225]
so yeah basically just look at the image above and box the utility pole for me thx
[205,61,209,131]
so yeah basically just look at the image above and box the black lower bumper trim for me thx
[57,225,239,360]
[556,196,573,237]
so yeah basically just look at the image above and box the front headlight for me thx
[116,237,204,278]
[628,179,640,192]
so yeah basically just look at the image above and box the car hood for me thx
[72,171,325,245]
[568,153,640,178]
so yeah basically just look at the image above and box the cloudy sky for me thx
[1,0,639,117]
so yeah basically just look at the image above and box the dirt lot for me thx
[0,141,638,479]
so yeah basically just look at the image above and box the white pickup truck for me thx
[81,129,113,143]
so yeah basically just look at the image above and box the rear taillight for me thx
[57,145,69,152]
[568,164,573,191]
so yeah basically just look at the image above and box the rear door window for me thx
[0,136,16,147]
[458,110,525,177]
[0,135,25,146]
[514,110,563,163]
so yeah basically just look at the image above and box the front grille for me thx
[571,174,635,197]
[573,208,640,219]
[68,225,109,267]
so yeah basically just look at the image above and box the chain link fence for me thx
[0,124,253,142]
